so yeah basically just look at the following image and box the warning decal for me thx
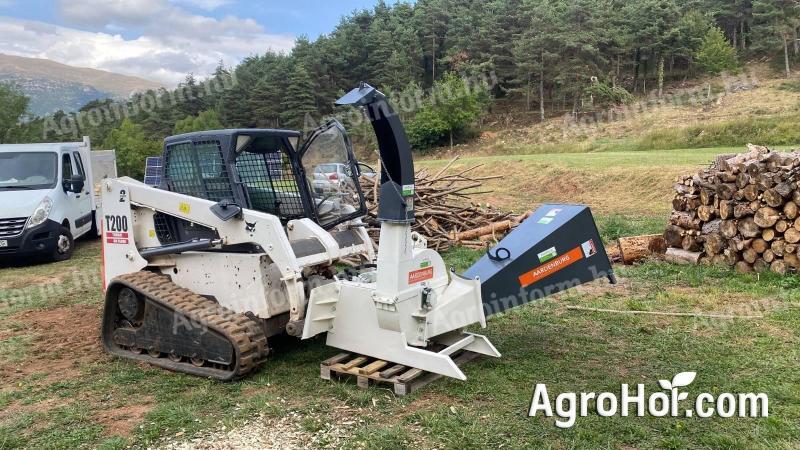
[106,231,129,245]
[408,266,434,284]
[519,246,584,288]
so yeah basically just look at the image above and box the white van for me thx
[0,137,117,262]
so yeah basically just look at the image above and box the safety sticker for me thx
[545,208,562,218]
[408,266,434,284]
[402,184,415,196]
[581,239,597,258]
[537,217,554,225]
[179,202,191,214]
[106,231,129,245]
[537,246,558,263]
[519,245,584,288]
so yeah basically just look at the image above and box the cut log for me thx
[700,188,715,206]
[719,201,734,219]
[763,189,784,208]
[770,259,788,275]
[451,220,512,241]
[723,249,740,266]
[720,220,739,239]
[763,249,775,263]
[697,205,716,222]
[775,220,789,233]
[771,239,786,257]
[670,211,701,230]
[742,184,759,201]
[785,228,800,244]
[734,203,755,218]
[617,235,667,265]
[735,261,754,274]
[738,217,761,238]
[753,259,769,273]
[751,238,769,254]
[704,234,726,255]
[716,183,737,200]
[762,228,776,242]
[785,252,800,269]
[775,182,793,198]
[784,201,798,220]
[682,235,701,252]
[753,207,781,228]
[664,226,685,247]
[664,248,701,265]
[742,248,759,264]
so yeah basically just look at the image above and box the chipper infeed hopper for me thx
[466,204,616,318]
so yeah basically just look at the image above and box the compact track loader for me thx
[100,83,615,381]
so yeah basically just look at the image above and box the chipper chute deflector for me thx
[99,82,614,383]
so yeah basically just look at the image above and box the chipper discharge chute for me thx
[100,82,613,383]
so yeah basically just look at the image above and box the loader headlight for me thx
[26,197,53,229]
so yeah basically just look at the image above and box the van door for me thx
[62,153,92,237]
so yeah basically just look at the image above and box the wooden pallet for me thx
[320,350,481,395]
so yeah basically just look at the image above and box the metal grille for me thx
[0,217,27,238]
[236,151,306,220]
[164,141,234,202]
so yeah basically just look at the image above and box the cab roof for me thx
[165,129,302,145]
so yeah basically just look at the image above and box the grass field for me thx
[1,147,799,449]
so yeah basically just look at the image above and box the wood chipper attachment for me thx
[302,84,615,381]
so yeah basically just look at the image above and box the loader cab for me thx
[157,122,366,243]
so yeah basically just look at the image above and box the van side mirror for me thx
[64,174,85,193]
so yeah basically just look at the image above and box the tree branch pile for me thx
[666,144,800,274]
[360,156,531,251]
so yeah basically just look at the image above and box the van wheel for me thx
[52,226,74,262]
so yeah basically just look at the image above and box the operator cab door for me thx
[62,153,92,236]
[299,120,367,229]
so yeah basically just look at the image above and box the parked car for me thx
[311,163,356,195]
[0,137,117,262]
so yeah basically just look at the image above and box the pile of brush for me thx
[360,156,531,251]
[665,144,800,274]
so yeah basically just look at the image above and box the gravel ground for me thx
[154,411,352,450]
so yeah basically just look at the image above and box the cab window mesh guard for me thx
[235,150,306,220]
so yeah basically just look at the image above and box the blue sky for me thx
[0,0,406,85]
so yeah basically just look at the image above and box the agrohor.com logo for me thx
[529,372,769,428]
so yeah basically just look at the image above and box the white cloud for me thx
[171,0,235,11]
[0,1,295,86]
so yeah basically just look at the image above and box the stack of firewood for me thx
[665,144,800,274]
[360,156,531,251]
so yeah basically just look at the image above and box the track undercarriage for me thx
[101,271,270,380]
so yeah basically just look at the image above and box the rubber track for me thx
[113,271,268,379]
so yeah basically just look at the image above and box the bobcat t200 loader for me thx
[100,83,614,381]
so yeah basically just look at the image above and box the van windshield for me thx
[0,152,59,190]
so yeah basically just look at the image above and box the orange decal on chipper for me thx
[408,267,434,284]
[518,246,584,288]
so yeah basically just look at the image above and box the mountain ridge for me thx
[0,53,164,116]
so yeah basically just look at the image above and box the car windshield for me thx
[0,152,59,190]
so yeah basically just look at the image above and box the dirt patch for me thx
[0,396,69,423]
[1,303,105,381]
[94,398,154,438]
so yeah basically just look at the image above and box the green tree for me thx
[103,119,162,179]
[752,0,800,77]
[0,82,29,144]
[407,73,489,149]
[280,65,318,131]
[174,109,224,134]
[695,26,739,74]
